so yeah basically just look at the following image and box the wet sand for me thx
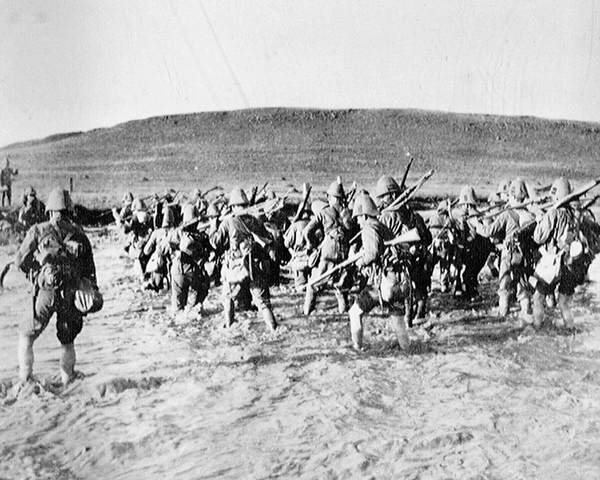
[2,227,600,479]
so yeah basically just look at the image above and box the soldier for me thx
[143,207,175,292]
[531,177,582,329]
[453,185,494,301]
[283,208,313,293]
[209,187,278,331]
[13,188,97,390]
[191,188,209,218]
[427,199,460,293]
[1,156,18,207]
[167,204,210,316]
[375,175,432,320]
[112,192,134,226]
[122,197,153,280]
[302,181,355,316]
[348,193,411,351]
[474,178,535,325]
[18,186,46,228]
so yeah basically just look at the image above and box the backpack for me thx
[35,227,78,288]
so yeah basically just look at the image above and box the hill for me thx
[2,108,599,208]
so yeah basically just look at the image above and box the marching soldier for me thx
[348,193,411,351]
[375,175,432,320]
[112,192,134,226]
[427,199,460,293]
[531,177,582,329]
[122,197,153,280]
[302,181,355,316]
[209,187,278,331]
[18,186,46,228]
[13,188,98,389]
[143,207,175,292]
[167,204,210,316]
[283,208,313,293]
[474,178,535,325]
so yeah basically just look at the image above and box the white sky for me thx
[1,0,599,147]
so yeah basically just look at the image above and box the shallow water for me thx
[1,229,600,479]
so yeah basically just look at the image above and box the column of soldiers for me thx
[112,174,600,352]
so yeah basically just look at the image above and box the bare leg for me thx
[60,343,76,386]
[18,334,34,383]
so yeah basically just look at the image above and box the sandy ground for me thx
[1,226,600,480]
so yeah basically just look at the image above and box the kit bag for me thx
[74,277,104,314]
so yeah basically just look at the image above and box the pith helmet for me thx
[352,193,379,218]
[509,178,528,202]
[182,203,196,224]
[228,187,249,206]
[458,186,477,206]
[375,175,401,198]
[46,188,73,212]
[327,181,345,199]
[206,203,220,218]
[122,192,134,204]
[161,207,175,228]
[131,197,146,212]
[550,177,572,202]
[487,192,503,205]
[496,179,511,194]
[25,186,37,197]
[192,188,202,198]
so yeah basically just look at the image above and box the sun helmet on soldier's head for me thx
[375,175,401,198]
[509,178,528,203]
[182,203,196,224]
[161,207,175,228]
[550,177,572,202]
[206,202,220,218]
[437,199,451,214]
[496,179,511,195]
[487,192,502,206]
[327,181,345,199]
[131,197,146,212]
[25,186,36,197]
[352,193,379,218]
[122,192,134,204]
[228,187,249,207]
[46,188,73,212]
[457,185,477,206]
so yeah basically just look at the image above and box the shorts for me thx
[20,286,84,344]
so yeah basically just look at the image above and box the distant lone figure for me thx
[1,156,18,207]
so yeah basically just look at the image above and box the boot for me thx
[262,308,278,332]
[517,297,534,328]
[557,293,574,328]
[336,291,348,314]
[532,291,545,330]
[222,299,235,328]
[391,315,410,351]
[303,287,316,316]
[497,291,510,317]
[349,304,364,350]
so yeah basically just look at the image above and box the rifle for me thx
[475,197,550,221]
[196,196,285,233]
[382,169,435,212]
[399,155,414,192]
[513,177,600,239]
[291,183,312,224]
[307,228,420,287]
[0,261,12,288]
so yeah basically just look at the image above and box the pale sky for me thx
[1,0,599,147]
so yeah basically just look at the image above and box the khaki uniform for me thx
[302,205,354,314]
[210,213,277,330]
[283,217,311,292]
[15,218,96,344]
[349,217,411,350]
